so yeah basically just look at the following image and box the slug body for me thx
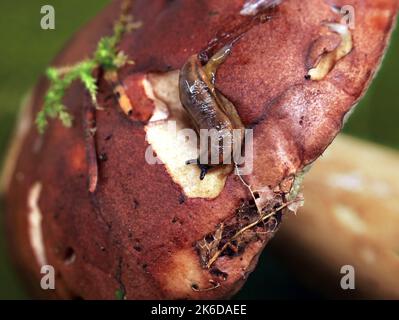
[179,45,245,180]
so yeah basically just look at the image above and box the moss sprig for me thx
[36,7,142,134]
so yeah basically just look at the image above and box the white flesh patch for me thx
[143,71,232,199]
[28,182,47,267]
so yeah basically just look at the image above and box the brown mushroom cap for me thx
[2,0,398,299]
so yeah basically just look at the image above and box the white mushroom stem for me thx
[28,182,47,267]
[275,134,399,298]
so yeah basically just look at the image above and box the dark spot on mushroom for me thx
[104,94,114,102]
[210,267,228,281]
[115,91,121,99]
[304,74,311,80]
[223,241,241,257]
[191,283,199,291]
[105,134,113,141]
[63,247,76,264]
[274,210,283,224]
[178,194,186,204]
[133,244,142,252]
[204,233,214,243]
[133,199,139,209]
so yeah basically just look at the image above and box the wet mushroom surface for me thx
[1,0,398,299]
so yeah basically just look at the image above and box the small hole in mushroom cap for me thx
[63,247,76,265]
[191,283,199,291]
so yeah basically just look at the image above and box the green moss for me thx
[115,288,125,300]
[36,10,141,134]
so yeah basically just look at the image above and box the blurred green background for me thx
[0,1,398,299]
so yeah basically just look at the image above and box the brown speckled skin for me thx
[4,0,398,299]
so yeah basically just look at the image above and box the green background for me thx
[0,1,398,299]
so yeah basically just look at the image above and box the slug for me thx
[179,44,245,180]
